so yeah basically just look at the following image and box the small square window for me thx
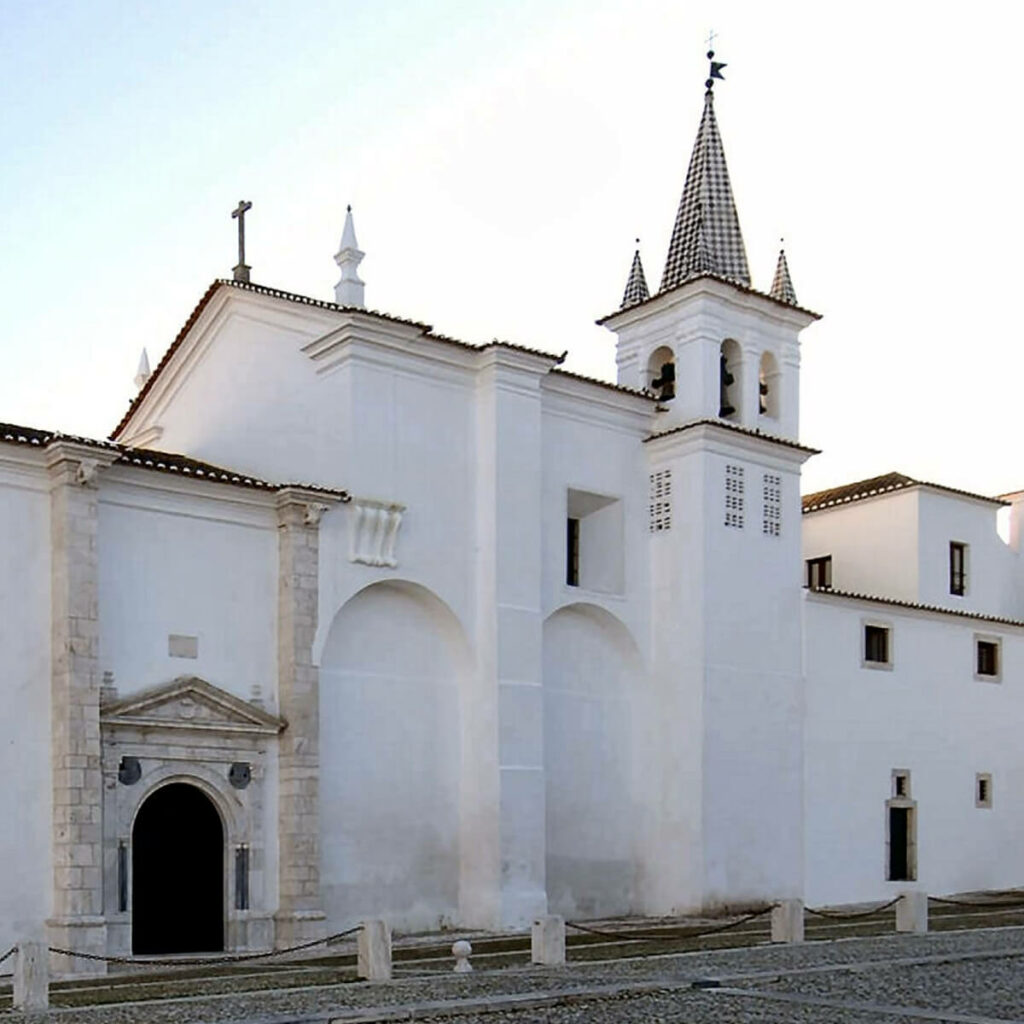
[892,769,911,799]
[976,773,992,809]
[975,636,1001,681]
[806,556,832,591]
[863,623,892,668]
[950,542,967,597]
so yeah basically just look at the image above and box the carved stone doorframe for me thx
[100,676,285,957]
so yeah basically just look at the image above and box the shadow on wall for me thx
[543,603,645,920]
[318,580,471,932]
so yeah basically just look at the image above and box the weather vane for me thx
[705,30,727,91]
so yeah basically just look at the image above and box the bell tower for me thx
[601,52,820,914]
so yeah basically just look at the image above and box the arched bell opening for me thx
[646,346,676,402]
[132,782,225,954]
[719,339,741,419]
[759,350,780,419]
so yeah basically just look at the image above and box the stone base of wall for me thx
[229,913,276,952]
[274,909,326,949]
[47,916,108,976]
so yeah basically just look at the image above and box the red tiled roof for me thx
[548,368,656,401]
[807,587,1024,630]
[645,417,820,454]
[0,422,345,498]
[802,472,1006,514]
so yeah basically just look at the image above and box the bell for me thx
[719,403,735,417]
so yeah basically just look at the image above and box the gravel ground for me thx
[4,926,1024,1023]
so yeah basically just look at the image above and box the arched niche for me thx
[542,602,644,919]
[759,350,780,419]
[318,580,472,932]
[719,339,742,420]
[646,346,676,402]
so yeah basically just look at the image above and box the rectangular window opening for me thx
[976,639,1000,678]
[950,541,967,596]
[566,517,580,587]
[976,773,992,808]
[724,464,745,529]
[892,769,910,799]
[864,624,891,666]
[806,555,832,591]
[117,839,129,914]
[235,845,250,911]
[649,470,672,532]
[887,805,915,881]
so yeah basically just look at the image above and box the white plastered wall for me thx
[804,594,1024,905]
[0,461,52,950]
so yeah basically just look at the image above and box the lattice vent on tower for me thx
[762,473,782,537]
[724,464,744,528]
[649,470,672,532]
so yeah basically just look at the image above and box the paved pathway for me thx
[6,926,1024,1023]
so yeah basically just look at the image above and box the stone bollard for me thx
[452,939,473,973]
[531,915,566,965]
[357,919,392,981]
[896,891,929,934]
[770,899,805,944]
[13,941,49,1011]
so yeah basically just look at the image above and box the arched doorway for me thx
[132,782,224,954]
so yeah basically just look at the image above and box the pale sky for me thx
[1,0,1021,496]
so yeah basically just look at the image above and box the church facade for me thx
[3,74,1024,967]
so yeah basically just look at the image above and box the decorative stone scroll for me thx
[348,497,405,568]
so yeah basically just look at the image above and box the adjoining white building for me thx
[2,64,1022,967]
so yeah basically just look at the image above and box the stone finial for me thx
[769,246,798,305]
[621,241,650,309]
[134,348,151,391]
[451,939,473,972]
[334,205,365,308]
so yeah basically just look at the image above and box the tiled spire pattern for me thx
[770,248,797,305]
[621,246,650,308]
[661,89,750,291]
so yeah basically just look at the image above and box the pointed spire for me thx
[133,348,151,391]
[621,240,650,308]
[770,246,797,305]
[334,205,365,308]
[660,79,750,292]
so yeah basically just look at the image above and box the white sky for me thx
[1,0,1022,496]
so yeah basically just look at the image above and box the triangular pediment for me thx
[100,676,285,736]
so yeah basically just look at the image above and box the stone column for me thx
[274,488,337,946]
[46,443,117,972]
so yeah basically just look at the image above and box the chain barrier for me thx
[928,894,1024,909]
[566,904,776,944]
[47,925,362,969]
[804,897,900,920]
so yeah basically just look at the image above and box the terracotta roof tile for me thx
[596,270,821,326]
[112,280,570,440]
[645,417,819,454]
[802,471,1006,513]
[807,587,1024,630]
[0,422,345,498]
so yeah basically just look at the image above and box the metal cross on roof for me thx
[231,200,252,283]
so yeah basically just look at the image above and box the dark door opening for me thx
[132,782,224,954]
[888,806,911,881]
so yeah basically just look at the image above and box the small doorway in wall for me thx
[886,770,916,882]
[132,782,225,954]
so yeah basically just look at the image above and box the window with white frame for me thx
[975,635,1001,681]
[762,473,781,537]
[649,470,672,533]
[724,464,744,529]
[862,621,893,669]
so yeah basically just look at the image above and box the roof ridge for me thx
[802,471,1006,512]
